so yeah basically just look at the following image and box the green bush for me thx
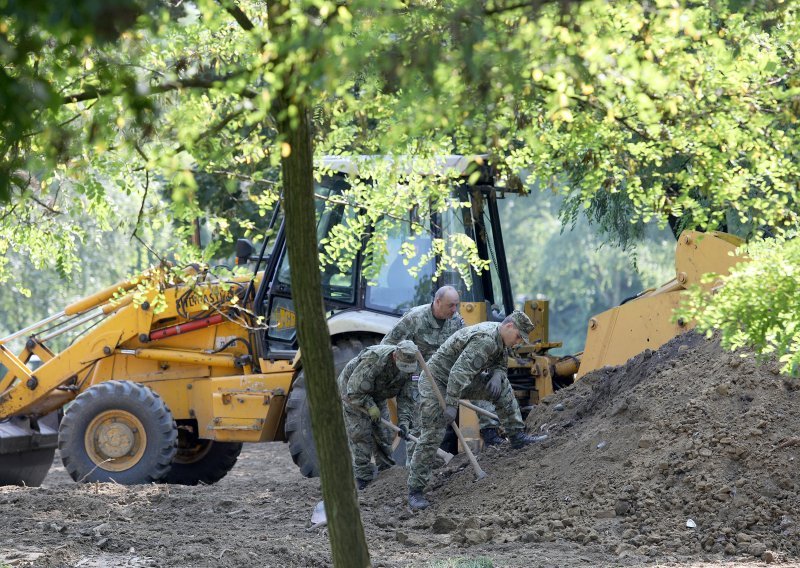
[677,236,800,376]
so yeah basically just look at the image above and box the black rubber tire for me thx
[59,380,177,484]
[164,424,242,485]
[285,334,381,478]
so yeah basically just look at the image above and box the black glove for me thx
[486,370,503,401]
[443,405,458,425]
[397,424,409,440]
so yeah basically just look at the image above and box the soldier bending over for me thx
[338,340,420,490]
[407,311,544,510]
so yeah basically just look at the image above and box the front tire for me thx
[285,334,380,478]
[59,380,177,484]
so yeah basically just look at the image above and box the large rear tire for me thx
[164,423,242,485]
[59,380,177,484]
[285,334,380,478]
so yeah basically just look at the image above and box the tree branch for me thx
[220,1,256,31]
[0,202,20,224]
[175,107,248,154]
[132,143,150,238]
[62,70,253,104]
[483,0,566,17]
[30,195,61,215]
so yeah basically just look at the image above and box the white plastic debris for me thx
[311,501,326,525]
[686,519,697,529]
[596,441,608,449]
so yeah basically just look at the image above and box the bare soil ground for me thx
[1,332,799,567]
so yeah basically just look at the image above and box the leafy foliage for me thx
[0,0,798,366]
[677,236,800,376]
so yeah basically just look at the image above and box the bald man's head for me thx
[432,286,460,319]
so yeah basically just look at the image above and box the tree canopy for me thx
[3,1,798,273]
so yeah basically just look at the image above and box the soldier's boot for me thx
[480,427,505,447]
[408,490,430,511]
[509,431,548,449]
[356,478,372,491]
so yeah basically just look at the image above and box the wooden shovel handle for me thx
[415,351,487,481]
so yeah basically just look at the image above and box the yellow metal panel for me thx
[171,370,295,443]
[458,407,481,453]
[533,355,554,401]
[460,302,487,326]
[674,231,746,289]
[524,300,549,344]
[95,353,211,388]
[578,291,687,378]
[258,360,295,374]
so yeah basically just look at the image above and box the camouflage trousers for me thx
[407,375,523,492]
[402,378,421,466]
[405,384,497,463]
[342,400,395,481]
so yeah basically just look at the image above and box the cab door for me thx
[254,175,361,359]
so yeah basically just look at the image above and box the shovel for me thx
[345,398,454,464]
[458,399,499,422]
[415,352,487,482]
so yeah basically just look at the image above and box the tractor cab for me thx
[234,155,520,475]
[246,155,515,364]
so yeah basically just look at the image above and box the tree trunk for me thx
[277,102,372,567]
[192,217,202,248]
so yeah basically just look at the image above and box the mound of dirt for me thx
[2,331,797,567]
[362,332,800,564]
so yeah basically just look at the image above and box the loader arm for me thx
[0,270,254,418]
[577,230,746,378]
[0,294,156,417]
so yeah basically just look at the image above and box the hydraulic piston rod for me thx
[0,311,66,346]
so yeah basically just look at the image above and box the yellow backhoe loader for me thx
[0,156,747,486]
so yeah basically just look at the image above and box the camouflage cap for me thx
[394,340,420,373]
[507,310,535,343]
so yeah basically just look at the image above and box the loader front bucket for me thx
[0,413,58,487]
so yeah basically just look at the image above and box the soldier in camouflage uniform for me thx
[338,340,420,490]
[381,286,465,458]
[407,311,545,510]
[382,286,504,453]
[382,286,463,361]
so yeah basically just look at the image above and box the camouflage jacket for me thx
[420,322,507,407]
[337,345,415,428]
[381,303,464,360]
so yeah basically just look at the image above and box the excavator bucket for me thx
[0,413,58,487]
